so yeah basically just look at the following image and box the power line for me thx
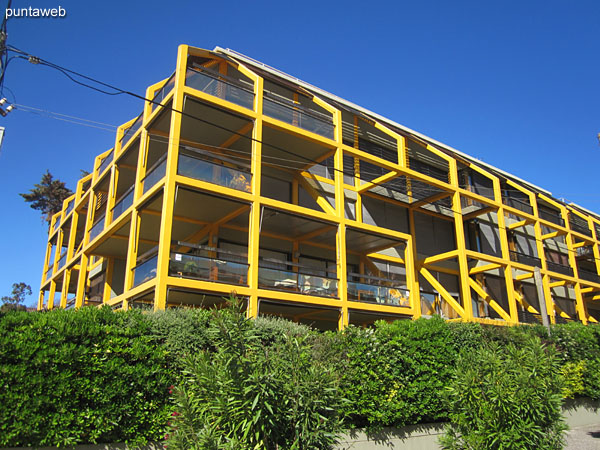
[14,103,118,131]
[8,45,595,215]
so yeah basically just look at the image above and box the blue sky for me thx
[0,0,598,307]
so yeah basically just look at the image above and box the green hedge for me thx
[0,307,174,447]
[1,305,600,448]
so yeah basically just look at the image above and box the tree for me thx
[20,170,73,224]
[1,282,32,311]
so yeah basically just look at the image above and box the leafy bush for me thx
[338,317,458,428]
[146,308,213,368]
[0,307,174,447]
[166,301,344,449]
[441,336,567,450]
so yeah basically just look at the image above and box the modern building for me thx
[39,45,600,329]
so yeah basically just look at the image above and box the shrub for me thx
[146,308,213,368]
[441,336,567,450]
[338,317,458,428]
[166,301,344,449]
[0,307,174,447]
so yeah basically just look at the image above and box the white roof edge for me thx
[213,46,552,196]
[569,202,600,220]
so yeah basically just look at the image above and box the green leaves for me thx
[0,306,174,447]
[166,301,344,450]
[440,337,567,450]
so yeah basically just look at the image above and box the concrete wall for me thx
[336,399,600,450]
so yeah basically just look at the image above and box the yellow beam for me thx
[420,266,465,317]
[469,277,512,322]
[469,263,502,275]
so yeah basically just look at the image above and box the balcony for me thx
[133,252,158,287]
[538,208,564,227]
[509,250,541,267]
[545,260,573,277]
[45,265,53,280]
[89,215,105,242]
[53,218,61,232]
[569,218,592,237]
[186,66,254,110]
[518,310,542,324]
[57,251,67,270]
[98,150,113,176]
[347,272,408,306]
[178,152,252,193]
[258,261,338,298]
[578,269,600,284]
[152,73,175,112]
[503,196,533,215]
[169,244,249,286]
[576,246,595,261]
[121,113,143,148]
[65,200,74,217]
[420,291,461,319]
[263,93,334,139]
[112,186,134,220]
[142,156,167,194]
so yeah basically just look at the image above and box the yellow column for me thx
[122,132,148,310]
[154,45,189,311]
[75,193,95,308]
[449,159,472,319]
[246,75,264,319]
[530,194,555,323]
[492,178,518,324]
[564,209,587,323]
[407,209,421,318]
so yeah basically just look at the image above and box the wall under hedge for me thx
[1,306,599,448]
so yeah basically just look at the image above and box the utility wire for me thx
[8,45,593,213]
[14,103,118,131]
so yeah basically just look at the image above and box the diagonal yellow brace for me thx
[420,267,465,317]
[470,263,502,275]
[469,278,512,322]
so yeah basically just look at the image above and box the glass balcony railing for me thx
[420,291,461,319]
[65,200,74,217]
[258,264,338,298]
[178,153,252,193]
[569,219,592,237]
[152,73,175,111]
[538,208,564,227]
[503,197,533,215]
[546,260,573,277]
[121,113,143,147]
[98,150,113,176]
[89,215,105,242]
[509,250,542,267]
[518,310,542,324]
[53,218,61,232]
[45,265,53,280]
[133,254,158,287]
[57,251,67,270]
[347,273,408,306]
[263,95,334,139]
[576,246,595,260]
[112,187,134,220]
[186,67,254,110]
[578,269,600,284]
[170,251,249,285]
[142,156,167,194]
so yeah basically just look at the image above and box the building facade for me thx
[39,45,600,329]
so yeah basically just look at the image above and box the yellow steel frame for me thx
[37,45,600,328]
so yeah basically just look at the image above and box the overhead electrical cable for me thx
[7,45,586,207]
